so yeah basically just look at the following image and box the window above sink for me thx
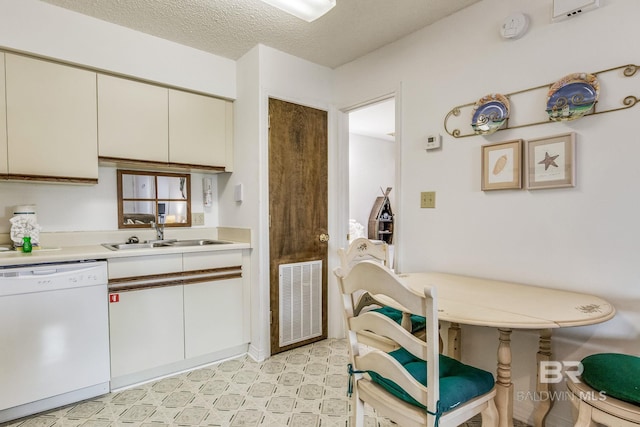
[117,170,191,229]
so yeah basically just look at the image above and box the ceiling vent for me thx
[552,0,600,22]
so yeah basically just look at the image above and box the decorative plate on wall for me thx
[471,93,510,135]
[546,72,600,121]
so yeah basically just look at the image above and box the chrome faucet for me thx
[151,221,164,241]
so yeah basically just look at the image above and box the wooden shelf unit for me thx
[368,187,394,244]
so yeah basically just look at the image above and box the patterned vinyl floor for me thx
[2,339,531,427]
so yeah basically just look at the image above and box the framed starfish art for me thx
[526,132,576,189]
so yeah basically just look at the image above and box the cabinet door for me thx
[98,75,168,163]
[184,277,244,358]
[169,90,232,168]
[0,53,7,175]
[5,54,98,179]
[108,285,184,378]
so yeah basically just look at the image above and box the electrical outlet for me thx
[420,192,436,208]
[192,212,205,226]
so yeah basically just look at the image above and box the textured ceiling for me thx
[40,0,479,69]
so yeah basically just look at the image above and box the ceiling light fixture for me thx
[260,0,336,22]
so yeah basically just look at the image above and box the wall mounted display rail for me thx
[444,63,639,138]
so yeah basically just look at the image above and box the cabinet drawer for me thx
[107,254,182,279]
[183,250,242,271]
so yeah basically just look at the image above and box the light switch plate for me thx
[420,192,436,208]
[192,212,205,226]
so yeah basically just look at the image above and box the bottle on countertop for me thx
[22,236,32,253]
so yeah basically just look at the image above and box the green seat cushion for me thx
[581,353,640,405]
[367,347,495,413]
[372,306,427,333]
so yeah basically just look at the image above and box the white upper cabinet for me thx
[0,53,7,175]
[5,54,98,181]
[169,90,233,169]
[97,74,169,163]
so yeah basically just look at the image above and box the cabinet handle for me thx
[319,233,330,243]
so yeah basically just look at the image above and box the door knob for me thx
[319,233,330,243]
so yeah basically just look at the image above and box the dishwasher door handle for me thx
[31,269,59,276]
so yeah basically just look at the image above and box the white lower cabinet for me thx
[108,285,184,378]
[107,250,246,388]
[184,277,244,358]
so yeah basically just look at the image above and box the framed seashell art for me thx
[481,139,523,191]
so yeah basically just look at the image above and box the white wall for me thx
[348,133,396,234]
[0,0,234,232]
[334,0,640,425]
[0,168,219,233]
[0,0,235,98]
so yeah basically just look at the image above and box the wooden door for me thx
[269,98,328,355]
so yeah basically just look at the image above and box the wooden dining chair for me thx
[338,238,427,351]
[567,353,640,426]
[334,260,498,427]
[338,238,426,328]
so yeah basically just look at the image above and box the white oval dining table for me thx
[396,272,616,427]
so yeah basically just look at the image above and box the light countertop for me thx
[0,242,250,267]
[0,227,251,267]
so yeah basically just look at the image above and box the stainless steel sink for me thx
[102,242,169,251]
[165,239,230,247]
[102,239,230,251]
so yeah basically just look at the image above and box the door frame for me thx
[338,88,403,268]
[257,91,339,359]
[253,87,402,359]
[267,97,329,355]
[333,88,403,337]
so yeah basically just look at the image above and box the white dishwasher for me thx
[0,260,110,423]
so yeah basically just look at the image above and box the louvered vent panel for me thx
[279,260,322,347]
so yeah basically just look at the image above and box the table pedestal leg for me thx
[534,329,553,427]
[496,328,514,427]
[448,322,461,360]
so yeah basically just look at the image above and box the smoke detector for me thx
[500,13,529,39]
[552,0,600,22]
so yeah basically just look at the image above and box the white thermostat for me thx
[500,13,528,39]
[425,134,441,150]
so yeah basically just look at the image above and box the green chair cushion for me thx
[373,306,427,333]
[581,353,640,405]
[367,347,495,413]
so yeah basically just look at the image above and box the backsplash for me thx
[0,167,219,233]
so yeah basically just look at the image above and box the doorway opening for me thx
[347,97,396,266]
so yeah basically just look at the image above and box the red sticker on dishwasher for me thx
[109,294,120,303]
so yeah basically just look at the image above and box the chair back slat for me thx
[339,260,427,319]
[338,237,389,272]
